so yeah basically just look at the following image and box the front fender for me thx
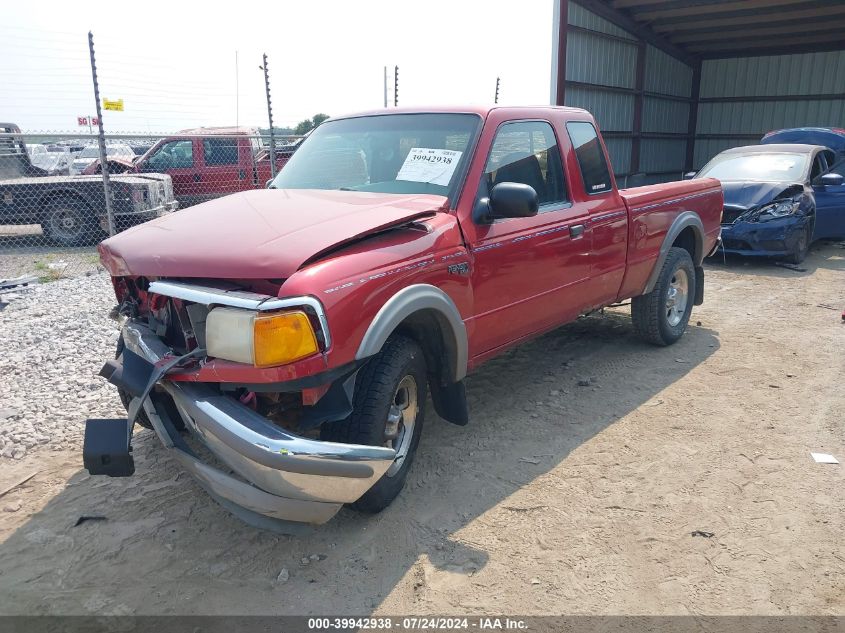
[356,284,468,382]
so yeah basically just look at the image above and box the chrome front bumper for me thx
[121,320,395,526]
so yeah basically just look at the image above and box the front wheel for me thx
[632,247,696,346]
[320,335,427,513]
[785,223,811,265]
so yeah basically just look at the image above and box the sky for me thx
[1,0,555,134]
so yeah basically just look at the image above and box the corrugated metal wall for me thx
[694,50,845,168]
[563,1,693,183]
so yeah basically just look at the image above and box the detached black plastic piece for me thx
[297,371,357,432]
[83,418,135,477]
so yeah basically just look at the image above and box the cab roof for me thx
[330,105,591,120]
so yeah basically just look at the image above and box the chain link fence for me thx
[0,129,303,282]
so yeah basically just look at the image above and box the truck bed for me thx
[616,178,723,300]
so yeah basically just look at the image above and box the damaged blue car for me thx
[695,143,845,264]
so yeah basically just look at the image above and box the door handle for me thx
[570,224,585,239]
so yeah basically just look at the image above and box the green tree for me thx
[294,113,330,135]
[294,119,313,135]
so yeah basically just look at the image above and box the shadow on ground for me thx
[0,310,720,615]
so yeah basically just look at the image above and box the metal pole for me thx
[494,77,500,104]
[262,53,277,178]
[88,32,115,237]
[383,66,388,108]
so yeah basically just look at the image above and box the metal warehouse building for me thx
[550,0,845,185]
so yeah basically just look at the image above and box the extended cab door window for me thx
[202,138,239,166]
[481,121,567,209]
[566,121,612,195]
[201,138,243,197]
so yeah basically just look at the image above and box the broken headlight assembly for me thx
[205,307,319,367]
[754,198,801,222]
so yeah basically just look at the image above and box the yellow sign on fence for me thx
[103,98,124,112]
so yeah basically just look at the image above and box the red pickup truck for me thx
[87,106,722,529]
[83,127,299,207]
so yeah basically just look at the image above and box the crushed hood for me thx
[99,189,447,279]
[720,181,802,210]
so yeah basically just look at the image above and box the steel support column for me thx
[630,40,646,175]
[550,0,569,105]
[685,59,702,172]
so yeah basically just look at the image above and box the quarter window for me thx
[483,121,566,206]
[566,121,612,194]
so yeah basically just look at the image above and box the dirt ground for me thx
[0,244,843,617]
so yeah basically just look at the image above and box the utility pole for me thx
[235,50,240,129]
[494,77,500,104]
[394,65,399,107]
[383,66,388,108]
[261,53,277,178]
[87,31,115,237]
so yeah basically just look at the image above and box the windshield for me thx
[698,152,809,182]
[270,113,480,198]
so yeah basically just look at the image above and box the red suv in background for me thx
[83,127,301,207]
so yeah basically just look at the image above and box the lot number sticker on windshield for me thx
[396,148,462,186]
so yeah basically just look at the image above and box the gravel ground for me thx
[0,272,121,460]
[0,244,842,616]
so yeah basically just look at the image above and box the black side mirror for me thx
[684,171,697,180]
[819,172,844,187]
[475,182,538,223]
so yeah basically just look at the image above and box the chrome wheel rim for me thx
[384,375,418,478]
[666,268,689,327]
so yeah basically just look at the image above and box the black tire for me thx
[115,336,153,430]
[321,335,427,513]
[632,247,696,346]
[42,196,101,247]
[785,223,811,265]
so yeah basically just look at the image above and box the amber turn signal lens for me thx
[253,311,319,368]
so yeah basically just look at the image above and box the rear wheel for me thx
[320,335,427,513]
[632,247,696,346]
[785,223,811,265]
[42,196,101,247]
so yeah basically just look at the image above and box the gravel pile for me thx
[0,272,123,460]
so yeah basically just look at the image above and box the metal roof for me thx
[582,0,845,60]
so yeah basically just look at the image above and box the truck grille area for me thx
[129,293,207,356]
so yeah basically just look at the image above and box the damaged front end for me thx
[83,280,395,529]
[718,185,814,258]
